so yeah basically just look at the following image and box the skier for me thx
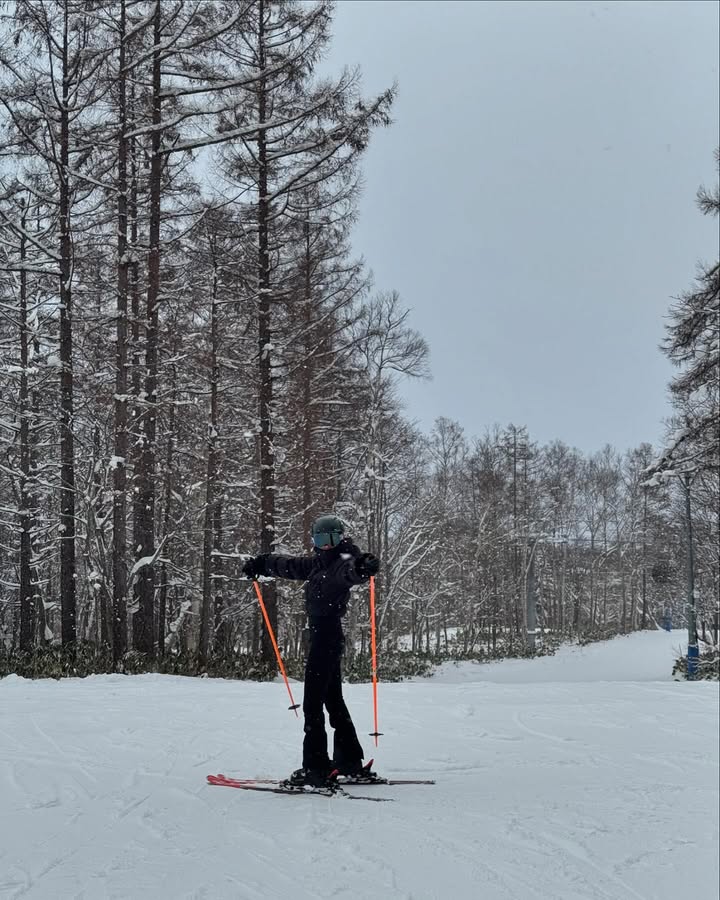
[242,514,381,790]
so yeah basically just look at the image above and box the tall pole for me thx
[640,488,648,630]
[369,576,382,746]
[526,539,538,653]
[683,473,698,679]
[252,580,299,716]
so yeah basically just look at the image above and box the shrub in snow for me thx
[0,633,565,682]
[672,645,719,681]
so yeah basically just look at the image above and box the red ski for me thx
[210,760,434,787]
[207,773,394,802]
[218,775,436,786]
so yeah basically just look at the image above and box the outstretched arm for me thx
[243,553,313,581]
[264,553,314,581]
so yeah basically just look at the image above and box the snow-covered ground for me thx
[1,629,717,900]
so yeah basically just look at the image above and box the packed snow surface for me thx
[1,629,718,900]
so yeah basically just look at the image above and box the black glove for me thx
[242,555,267,580]
[355,553,380,578]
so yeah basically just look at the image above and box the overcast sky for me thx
[324,0,719,456]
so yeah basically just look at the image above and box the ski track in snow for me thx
[0,630,717,900]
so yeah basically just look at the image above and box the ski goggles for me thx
[312,531,343,548]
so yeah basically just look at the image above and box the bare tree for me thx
[216,0,395,663]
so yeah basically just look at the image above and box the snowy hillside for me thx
[1,630,718,900]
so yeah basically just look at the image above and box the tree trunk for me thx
[213,498,225,655]
[112,0,129,663]
[133,1,162,658]
[129,67,142,652]
[30,328,42,643]
[640,490,648,629]
[301,213,315,547]
[559,541,567,632]
[200,234,221,665]
[18,199,33,650]
[157,368,176,660]
[90,425,111,646]
[256,0,278,666]
[59,5,77,645]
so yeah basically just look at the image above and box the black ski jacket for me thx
[260,539,370,621]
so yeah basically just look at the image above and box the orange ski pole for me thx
[252,579,299,717]
[368,575,383,745]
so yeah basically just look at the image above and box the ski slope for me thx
[1,630,717,900]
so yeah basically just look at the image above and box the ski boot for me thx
[333,759,385,785]
[280,767,339,795]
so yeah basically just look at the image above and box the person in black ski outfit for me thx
[242,514,380,788]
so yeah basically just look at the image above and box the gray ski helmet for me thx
[311,514,346,548]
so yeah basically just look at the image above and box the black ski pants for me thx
[302,617,364,772]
